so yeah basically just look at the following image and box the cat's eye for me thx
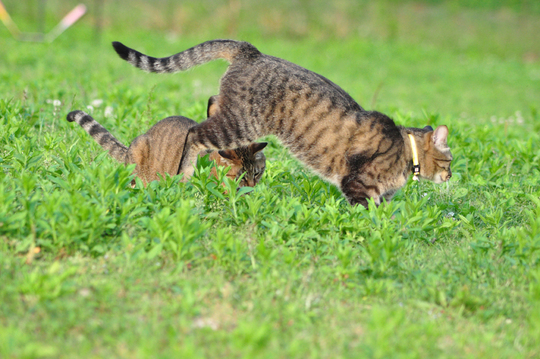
[256,168,265,177]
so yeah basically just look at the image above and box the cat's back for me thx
[130,116,198,183]
[223,52,364,115]
[144,116,198,139]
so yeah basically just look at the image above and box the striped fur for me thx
[113,40,453,207]
[66,110,267,187]
[67,110,129,162]
[112,40,259,74]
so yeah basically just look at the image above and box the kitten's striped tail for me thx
[112,39,261,74]
[67,110,128,163]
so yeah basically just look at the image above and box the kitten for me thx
[112,40,452,207]
[66,109,267,187]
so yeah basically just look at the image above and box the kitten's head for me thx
[218,142,268,187]
[415,125,453,183]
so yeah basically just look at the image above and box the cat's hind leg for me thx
[340,175,382,209]
[177,112,260,180]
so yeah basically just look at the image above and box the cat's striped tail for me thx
[112,39,261,74]
[67,110,128,163]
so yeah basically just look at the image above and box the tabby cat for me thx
[66,108,267,187]
[112,40,452,207]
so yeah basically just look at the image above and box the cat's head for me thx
[218,142,268,187]
[416,125,453,183]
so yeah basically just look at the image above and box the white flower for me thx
[91,99,103,107]
[46,99,61,107]
[193,317,218,330]
[86,105,94,113]
[104,106,114,118]
[516,111,524,124]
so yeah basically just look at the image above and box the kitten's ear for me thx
[250,142,268,153]
[207,95,219,118]
[432,125,449,148]
[218,149,237,160]
[424,125,434,131]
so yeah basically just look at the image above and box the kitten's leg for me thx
[128,136,152,186]
[340,176,382,209]
[178,138,207,181]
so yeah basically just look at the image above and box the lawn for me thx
[1,1,540,358]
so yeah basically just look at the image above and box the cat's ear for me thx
[218,149,237,160]
[423,125,434,131]
[432,125,449,148]
[250,142,268,153]
[207,95,219,118]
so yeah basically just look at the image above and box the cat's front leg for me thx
[340,176,382,209]
[177,135,207,181]
[177,113,257,180]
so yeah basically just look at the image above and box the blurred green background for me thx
[4,0,540,59]
[1,0,539,121]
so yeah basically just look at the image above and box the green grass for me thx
[1,1,540,358]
